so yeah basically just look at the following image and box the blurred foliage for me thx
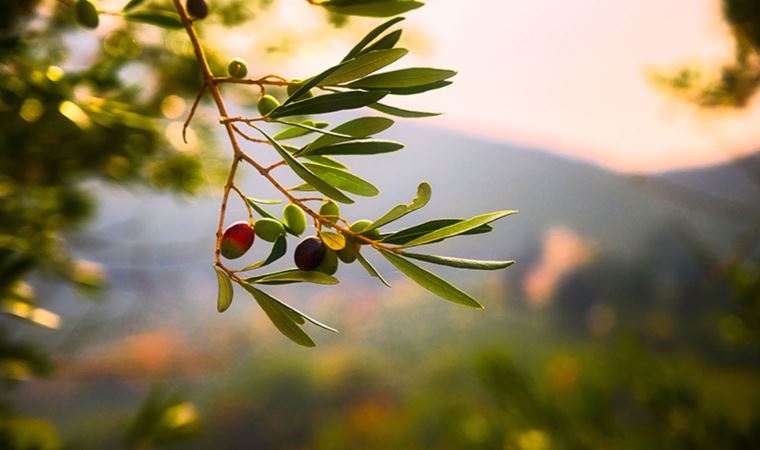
[653,0,760,108]
[125,385,203,449]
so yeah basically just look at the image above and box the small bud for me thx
[220,221,255,259]
[227,58,248,79]
[75,0,99,29]
[254,218,286,242]
[283,203,306,236]
[319,201,340,223]
[294,237,326,271]
[257,95,280,116]
[186,0,208,19]
[350,219,380,241]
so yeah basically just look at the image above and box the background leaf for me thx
[124,12,183,29]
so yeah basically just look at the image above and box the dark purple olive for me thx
[294,236,326,271]
[186,0,208,19]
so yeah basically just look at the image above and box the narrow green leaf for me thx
[347,68,456,89]
[214,266,233,313]
[372,80,453,95]
[304,163,379,196]
[241,283,337,334]
[281,60,351,106]
[368,102,441,118]
[356,251,391,287]
[302,116,394,153]
[247,197,283,205]
[238,235,287,271]
[124,11,183,29]
[322,1,424,18]
[367,182,431,231]
[319,231,346,250]
[241,284,315,347]
[359,29,403,55]
[122,0,145,11]
[343,17,405,61]
[403,253,515,270]
[268,91,389,119]
[248,268,340,285]
[305,140,403,156]
[305,155,349,169]
[273,120,328,140]
[379,250,483,308]
[321,49,409,86]
[290,183,316,192]
[258,128,355,204]
[273,120,357,139]
[402,210,518,248]
[382,219,493,245]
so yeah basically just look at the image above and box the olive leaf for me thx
[281,60,351,106]
[247,269,339,285]
[320,49,409,86]
[268,91,389,119]
[373,80,453,96]
[401,210,518,248]
[347,68,456,89]
[402,253,515,270]
[321,1,425,18]
[367,182,432,231]
[302,116,394,153]
[359,30,403,55]
[122,0,146,11]
[241,283,337,336]
[304,140,403,157]
[356,251,391,287]
[214,266,233,313]
[343,16,405,61]
[379,250,483,309]
[124,11,183,29]
[240,284,315,347]
[258,128,355,204]
[304,155,349,169]
[368,102,441,118]
[319,231,346,251]
[238,235,287,271]
[246,197,282,205]
[273,120,357,139]
[273,120,329,140]
[303,163,379,197]
[382,219,493,245]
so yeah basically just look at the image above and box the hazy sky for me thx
[193,0,760,172]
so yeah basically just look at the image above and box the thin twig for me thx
[183,84,206,144]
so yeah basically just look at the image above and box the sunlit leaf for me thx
[124,11,183,29]
[258,128,355,204]
[379,250,483,308]
[360,29,403,55]
[343,16,405,61]
[368,102,441,118]
[238,235,287,271]
[304,155,349,169]
[273,119,357,139]
[240,284,315,347]
[347,68,456,89]
[273,120,328,140]
[356,251,391,287]
[321,1,424,18]
[246,197,282,205]
[248,268,340,285]
[382,219,493,245]
[305,140,403,156]
[304,163,380,196]
[321,49,409,86]
[302,116,394,153]
[403,253,515,270]
[282,60,351,106]
[319,231,346,250]
[214,266,233,313]
[241,283,338,334]
[401,210,517,248]
[268,91,389,119]
[123,0,146,11]
[367,182,431,231]
[375,80,453,95]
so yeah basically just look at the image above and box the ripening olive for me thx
[350,219,381,241]
[294,237,326,271]
[319,201,340,223]
[254,218,286,242]
[186,0,208,19]
[220,221,255,259]
[283,203,306,236]
[316,248,339,275]
[75,0,99,29]
[227,58,248,79]
[287,80,314,100]
[257,95,280,116]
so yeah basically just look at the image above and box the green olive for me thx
[337,240,358,263]
[257,95,280,116]
[254,218,286,242]
[316,248,339,275]
[350,219,380,241]
[282,203,306,236]
[319,201,340,223]
[227,58,248,79]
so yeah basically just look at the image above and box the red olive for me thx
[220,221,255,259]
[294,236,326,271]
